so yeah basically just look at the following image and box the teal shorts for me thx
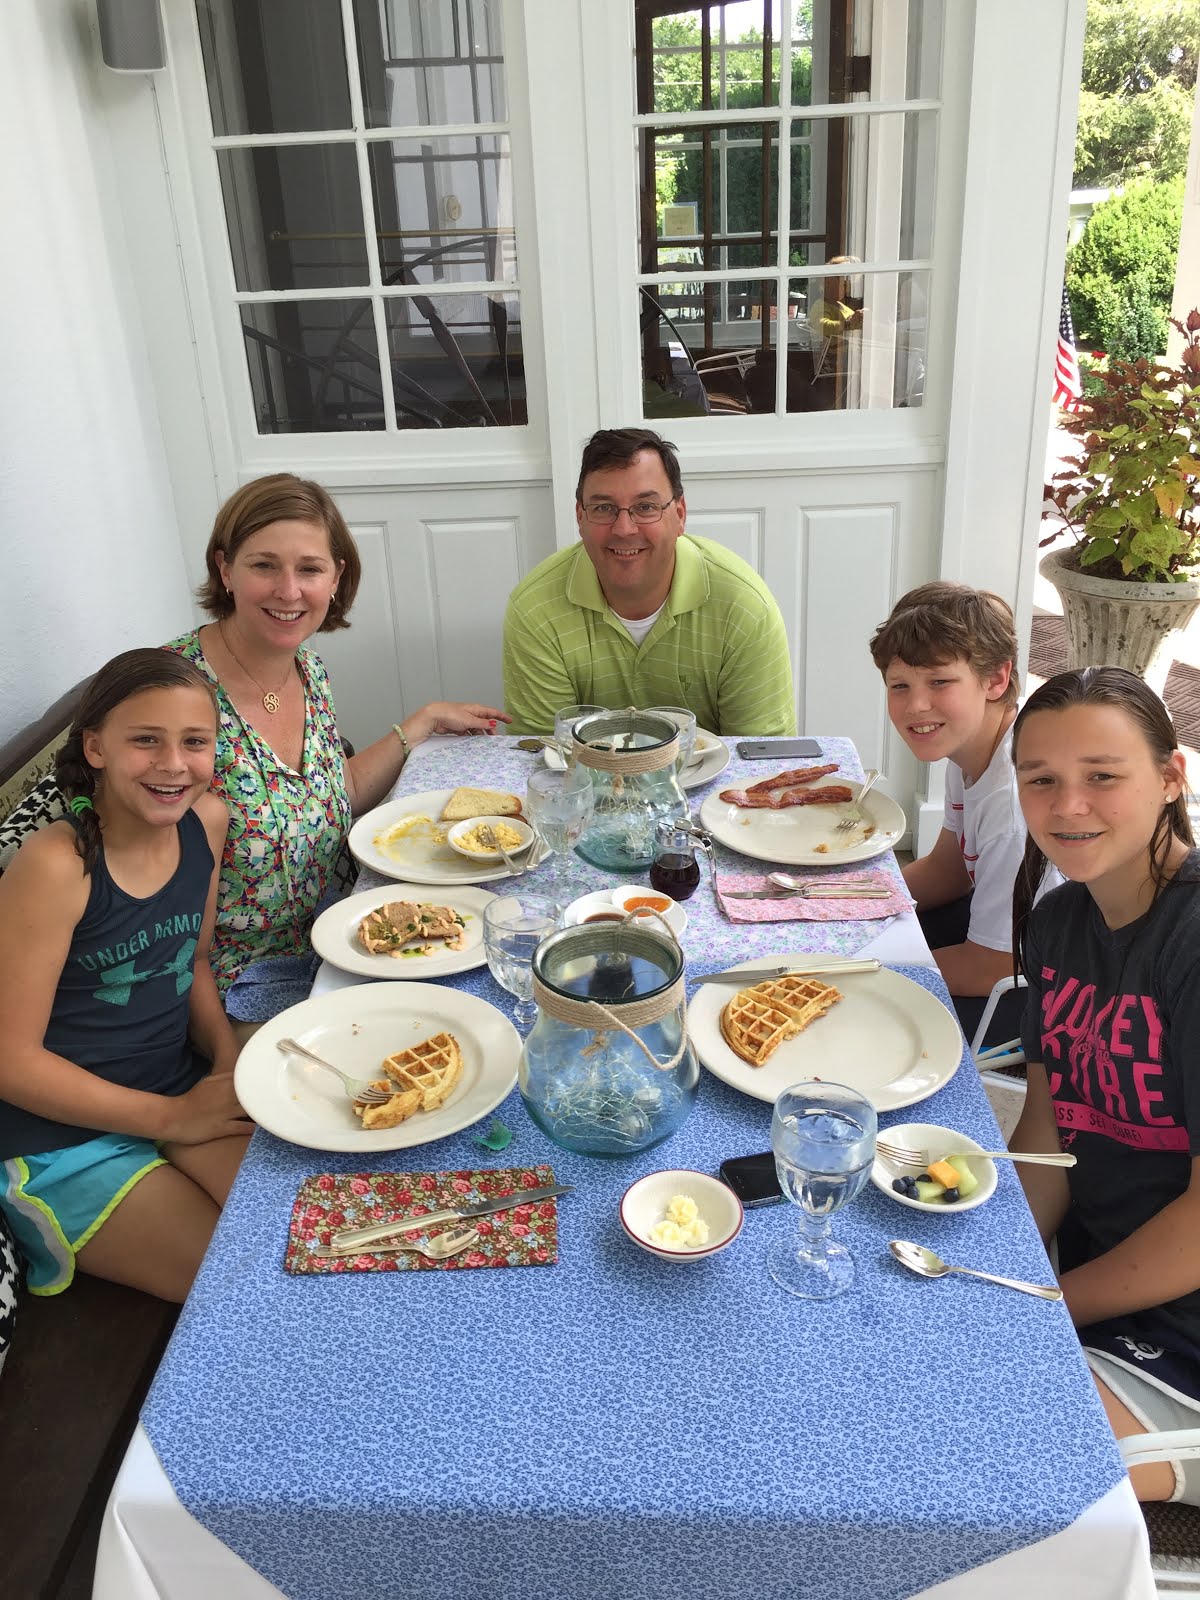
[1,1134,166,1295]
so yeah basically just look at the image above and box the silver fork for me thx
[836,768,881,832]
[876,1136,1076,1169]
[721,884,890,901]
[479,823,521,876]
[276,1037,392,1105]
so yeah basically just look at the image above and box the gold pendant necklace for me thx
[218,623,292,714]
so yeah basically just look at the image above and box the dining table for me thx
[93,733,1155,1600]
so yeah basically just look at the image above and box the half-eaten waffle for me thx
[351,1030,463,1127]
[382,1030,464,1111]
[718,974,843,1067]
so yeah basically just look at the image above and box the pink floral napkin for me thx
[285,1163,560,1275]
[714,866,913,924]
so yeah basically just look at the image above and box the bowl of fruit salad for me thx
[870,1122,997,1215]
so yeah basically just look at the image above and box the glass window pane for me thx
[383,293,524,427]
[368,135,516,285]
[241,300,385,431]
[639,6,778,115]
[786,268,927,411]
[196,1,351,135]
[217,146,369,292]
[636,1,940,113]
[788,111,937,263]
[355,0,507,127]
[640,280,780,417]
[641,125,780,272]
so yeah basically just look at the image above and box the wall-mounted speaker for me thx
[97,0,167,73]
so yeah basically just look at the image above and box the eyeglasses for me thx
[580,496,678,526]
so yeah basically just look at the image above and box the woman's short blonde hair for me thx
[196,474,362,632]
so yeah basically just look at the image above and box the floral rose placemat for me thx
[285,1163,560,1275]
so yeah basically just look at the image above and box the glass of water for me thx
[482,893,561,1030]
[526,764,595,904]
[647,705,697,775]
[768,1080,877,1300]
[554,703,604,762]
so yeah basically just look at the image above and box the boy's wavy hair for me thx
[55,649,218,874]
[1011,666,1194,980]
[869,582,1020,707]
[196,473,361,632]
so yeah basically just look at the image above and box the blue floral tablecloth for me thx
[140,737,1128,1600]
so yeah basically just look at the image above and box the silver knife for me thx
[695,960,881,984]
[329,1183,573,1250]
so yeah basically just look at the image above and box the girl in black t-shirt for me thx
[1011,666,1200,1505]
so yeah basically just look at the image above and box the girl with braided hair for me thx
[0,650,250,1303]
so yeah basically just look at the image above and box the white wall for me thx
[0,1,193,740]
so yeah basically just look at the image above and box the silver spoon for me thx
[889,1240,1063,1302]
[310,1226,480,1261]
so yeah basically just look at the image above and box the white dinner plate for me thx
[348,790,526,885]
[310,884,495,981]
[234,982,520,1152]
[545,729,730,792]
[686,958,962,1112]
[698,775,905,866]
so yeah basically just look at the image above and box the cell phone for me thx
[718,1152,784,1207]
[735,738,823,761]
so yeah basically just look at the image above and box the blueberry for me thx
[892,1177,908,1194]
[942,1187,960,1203]
[902,1175,919,1194]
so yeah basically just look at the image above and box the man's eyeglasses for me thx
[581,496,678,527]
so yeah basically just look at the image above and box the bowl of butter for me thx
[447,815,535,863]
[620,1169,743,1262]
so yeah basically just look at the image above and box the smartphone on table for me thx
[718,1152,784,1207]
[735,738,823,761]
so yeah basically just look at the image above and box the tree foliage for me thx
[1067,175,1185,355]
[1074,0,1200,187]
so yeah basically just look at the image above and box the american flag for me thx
[1053,285,1083,411]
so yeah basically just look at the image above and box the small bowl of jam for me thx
[610,886,688,937]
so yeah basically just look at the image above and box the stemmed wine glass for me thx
[768,1080,877,1300]
[526,764,595,905]
[482,893,560,1030]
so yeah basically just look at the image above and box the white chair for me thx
[969,974,1028,1134]
[1121,1432,1200,1594]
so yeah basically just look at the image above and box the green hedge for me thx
[1066,175,1184,359]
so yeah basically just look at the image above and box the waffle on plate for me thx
[718,974,843,1067]
[351,1031,464,1127]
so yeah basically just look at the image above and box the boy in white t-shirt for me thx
[869,582,1026,1041]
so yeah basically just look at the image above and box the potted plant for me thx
[1040,311,1200,692]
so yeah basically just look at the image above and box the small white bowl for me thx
[562,889,628,927]
[620,1170,744,1262]
[447,815,535,862]
[610,886,688,937]
[871,1121,998,1215]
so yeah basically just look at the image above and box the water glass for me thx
[647,705,697,774]
[482,893,560,1030]
[554,703,604,756]
[768,1080,877,1300]
[526,764,595,903]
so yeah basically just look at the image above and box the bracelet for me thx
[392,723,411,761]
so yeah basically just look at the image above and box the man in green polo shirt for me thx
[502,428,797,736]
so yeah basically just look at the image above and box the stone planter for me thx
[1039,549,1200,695]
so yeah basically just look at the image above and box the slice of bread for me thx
[440,787,522,822]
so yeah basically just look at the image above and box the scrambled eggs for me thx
[457,821,524,854]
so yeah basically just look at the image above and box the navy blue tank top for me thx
[0,809,214,1158]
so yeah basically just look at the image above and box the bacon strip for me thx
[719,783,855,810]
[745,763,839,795]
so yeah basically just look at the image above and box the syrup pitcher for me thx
[649,818,714,903]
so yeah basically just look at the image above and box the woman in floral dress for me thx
[166,474,508,1019]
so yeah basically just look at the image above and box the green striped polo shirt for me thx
[502,534,796,737]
